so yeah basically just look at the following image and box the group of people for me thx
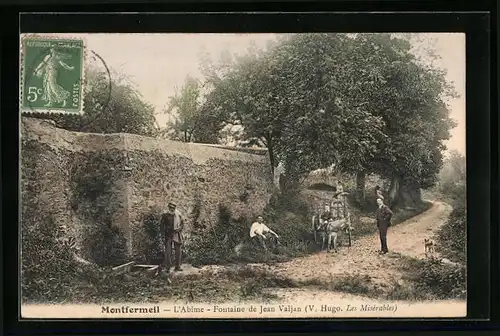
[157,203,280,273]
[318,182,349,223]
[311,183,394,254]
[157,184,394,274]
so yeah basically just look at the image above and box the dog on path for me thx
[424,238,436,256]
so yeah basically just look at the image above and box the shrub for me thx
[82,220,128,267]
[186,205,249,266]
[436,181,466,264]
[434,151,466,265]
[437,203,466,264]
[21,214,81,302]
[415,259,466,299]
[186,190,315,266]
[141,209,164,264]
[394,257,466,300]
[264,189,310,220]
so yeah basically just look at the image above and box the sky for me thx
[33,33,466,155]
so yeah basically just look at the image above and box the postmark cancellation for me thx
[20,35,86,115]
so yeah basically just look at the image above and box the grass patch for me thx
[321,274,378,296]
[223,266,299,288]
[299,274,384,298]
[387,255,466,301]
[295,252,466,302]
[221,266,298,301]
[22,264,301,304]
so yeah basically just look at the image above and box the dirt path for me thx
[267,201,452,287]
[22,201,467,318]
[176,201,452,286]
[177,201,453,283]
[169,201,466,315]
[259,200,466,316]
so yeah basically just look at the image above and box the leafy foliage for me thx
[186,205,249,266]
[142,209,164,263]
[160,75,223,143]
[193,33,457,196]
[21,214,80,302]
[437,203,466,264]
[435,151,466,264]
[185,190,315,266]
[393,257,466,300]
[437,150,467,202]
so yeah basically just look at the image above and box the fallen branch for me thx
[73,253,99,268]
[112,261,135,272]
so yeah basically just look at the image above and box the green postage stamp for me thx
[20,36,86,114]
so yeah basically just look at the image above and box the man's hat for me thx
[168,202,176,208]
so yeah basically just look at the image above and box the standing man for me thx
[375,198,393,254]
[160,202,184,273]
[249,215,279,251]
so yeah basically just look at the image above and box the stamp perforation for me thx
[19,33,87,116]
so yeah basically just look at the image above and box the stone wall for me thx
[21,118,273,265]
[122,134,273,262]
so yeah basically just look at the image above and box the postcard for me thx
[19,31,466,319]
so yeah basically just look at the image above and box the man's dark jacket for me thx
[160,212,175,237]
[376,205,393,226]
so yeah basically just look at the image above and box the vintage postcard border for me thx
[10,10,488,326]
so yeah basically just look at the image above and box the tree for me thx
[201,45,287,172]
[24,65,157,136]
[161,75,203,142]
[199,33,457,202]
[346,34,458,208]
[437,150,466,202]
[201,34,386,182]
[436,150,466,263]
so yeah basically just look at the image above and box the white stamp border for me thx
[19,33,87,116]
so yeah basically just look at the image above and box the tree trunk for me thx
[415,187,422,202]
[279,173,287,191]
[397,181,422,209]
[388,174,400,209]
[265,134,275,176]
[355,171,366,203]
[268,145,275,176]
